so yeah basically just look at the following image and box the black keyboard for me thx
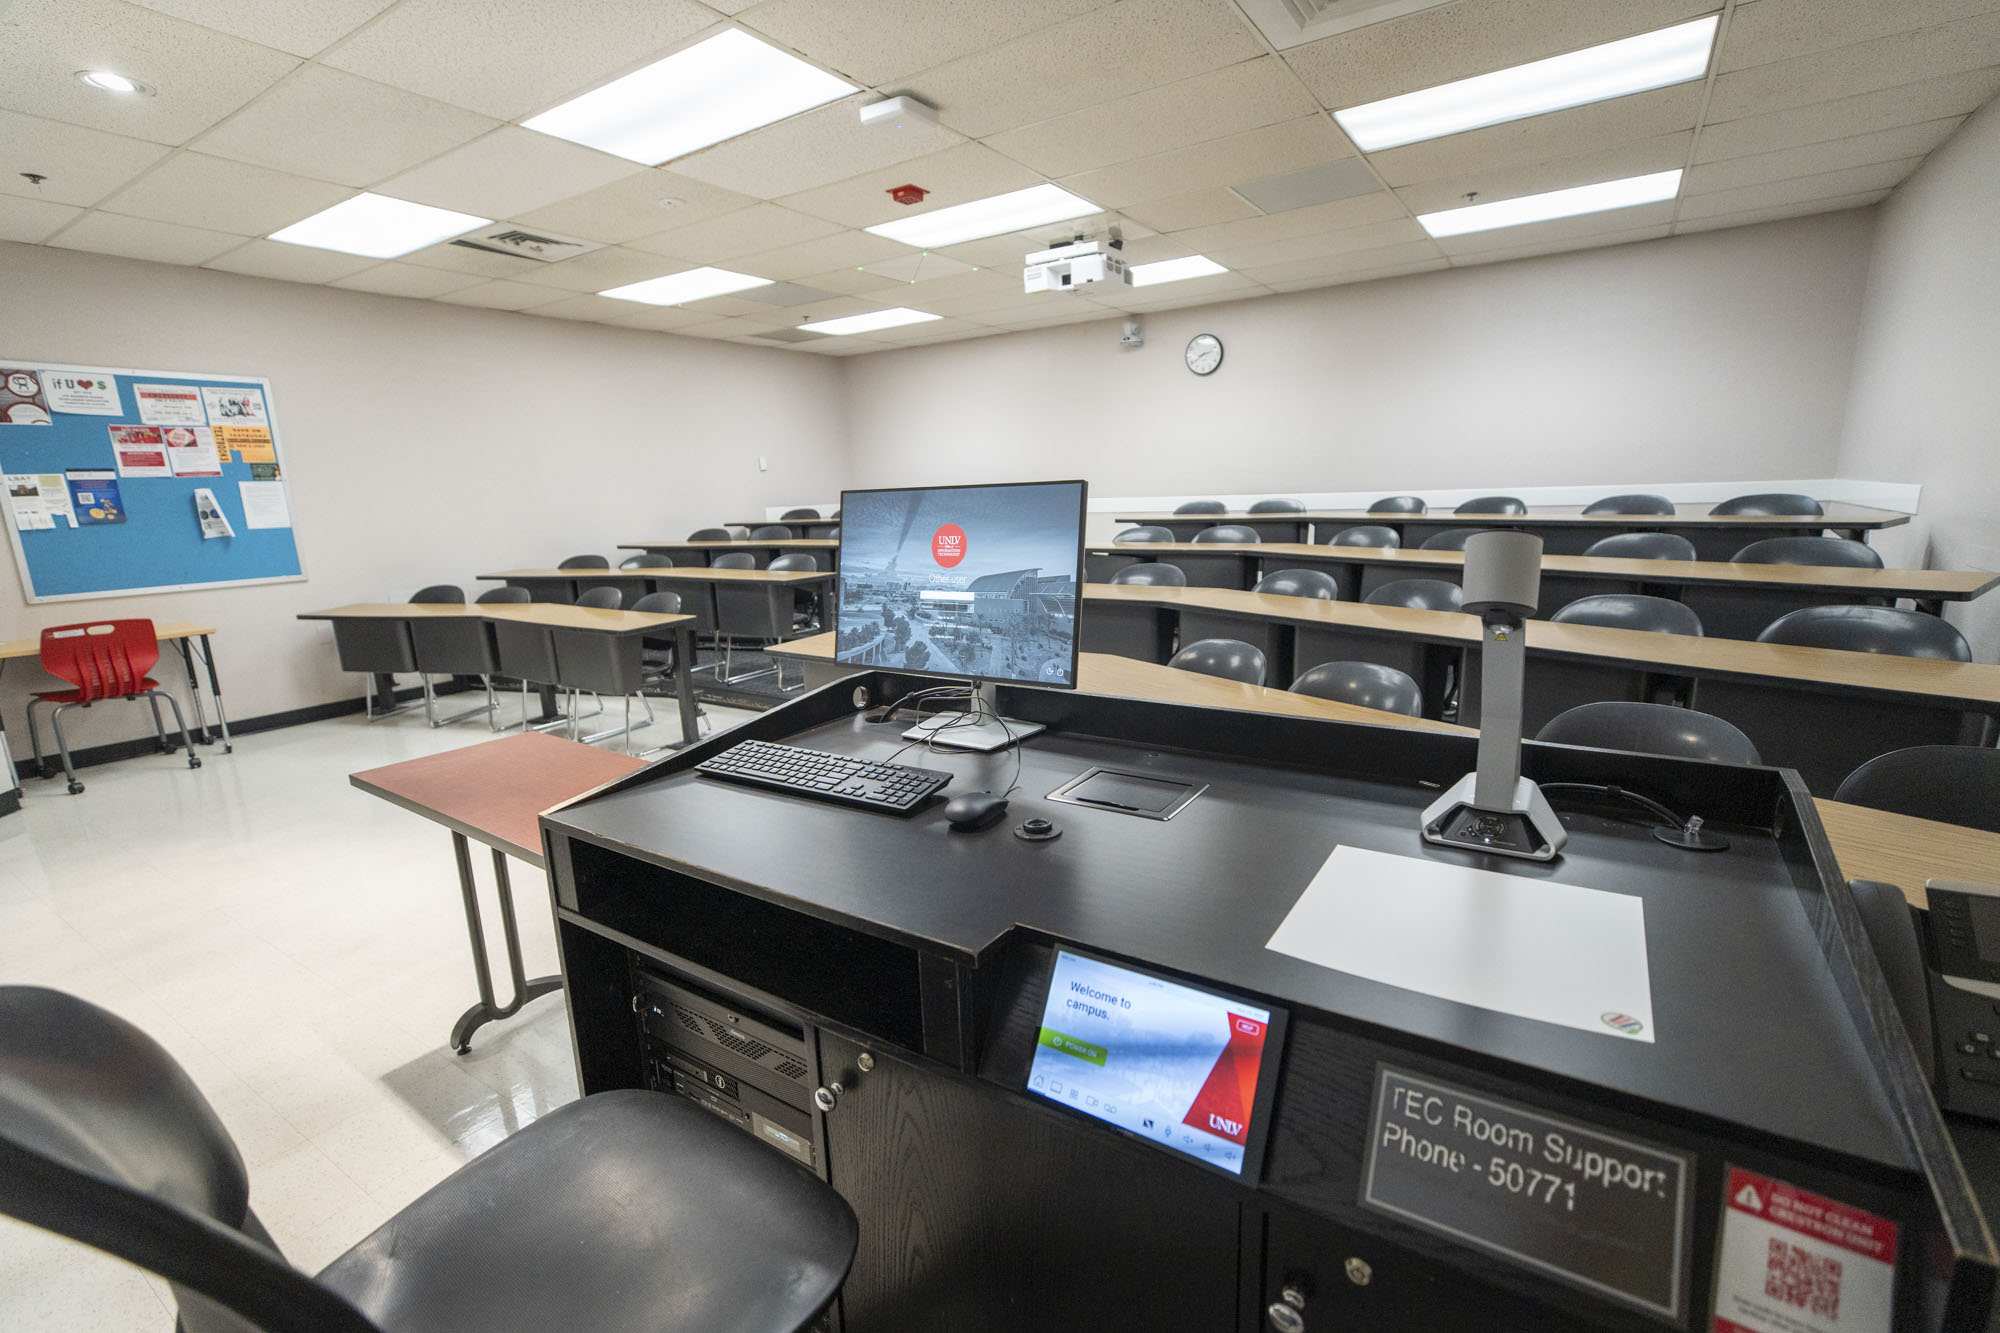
[695,740,953,814]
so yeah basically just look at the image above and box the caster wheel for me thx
[453,1043,471,1056]
[188,758,203,769]
[66,781,85,795]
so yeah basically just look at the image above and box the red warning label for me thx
[1712,1167,1896,1333]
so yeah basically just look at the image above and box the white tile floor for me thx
[0,693,752,1330]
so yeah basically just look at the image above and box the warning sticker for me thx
[1712,1167,1896,1333]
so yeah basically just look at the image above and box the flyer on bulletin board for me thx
[163,425,221,476]
[214,423,275,463]
[66,469,126,524]
[1,369,51,426]
[37,369,120,415]
[7,474,54,530]
[133,382,207,426]
[109,424,173,477]
[202,385,266,425]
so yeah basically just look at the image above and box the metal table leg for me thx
[447,833,561,1055]
[172,640,214,746]
[672,623,701,747]
[197,634,232,752]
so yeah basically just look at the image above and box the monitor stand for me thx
[901,681,1045,753]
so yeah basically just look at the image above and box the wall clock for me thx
[1185,333,1223,376]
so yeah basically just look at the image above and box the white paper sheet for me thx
[237,479,290,529]
[1266,845,1655,1042]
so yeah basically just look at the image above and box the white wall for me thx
[1835,97,2000,664]
[841,212,1877,510]
[0,241,847,758]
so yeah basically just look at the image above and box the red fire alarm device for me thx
[888,184,928,206]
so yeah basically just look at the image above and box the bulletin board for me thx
[0,360,305,603]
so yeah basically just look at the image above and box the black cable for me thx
[1540,782,1689,830]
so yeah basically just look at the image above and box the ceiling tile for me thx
[736,0,1111,85]
[668,292,784,317]
[511,169,757,245]
[376,128,642,221]
[192,66,499,187]
[792,266,916,297]
[398,239,551,278]
[126,0,399,58]
[1234,156,1382,213]
[330,262,485,297]
[740,281,841,307]
[1695,68,2000,162]
[0,193,83,243]
[1672,190,1889,234]
[434,278,567,310]
[605,304,712,331]
[732,230,912,280]
[789,335,895,354]
[1235,237,1446,286]
[1122,188,1262,233]
[1677,158,1918,219]
[1062,115,1353,210]
[47,209,245,264]
[1282,0,1714,111]
[1686,118,1964,196]
[1205,216,1428,268]
[1707,12,2000,123]
[675,314,794,339]
[982,56,1319,179]
[1263,257,1448,292]
[202,238,379,282]
[1085,270,1264,310]
[1171,190,1411,254]
[628,203,842,262]
[321,0,722,121]
[1366,83,1704,187]
[1435,206,1676,258]
[97,152,350,235]
[1446,221,1671,266]
[777,142,1041,230]
[923,210,1154,268]
[0,0,299,145]
[0,109,174,206]
[521,292,636,322]
[859,252,978,283]
[867,315,992,344]
[1390,130,1692,215]
[913,0,1266,139]
[511,245,683,292]
[1720,0,2000,73]
[669,95,965,199]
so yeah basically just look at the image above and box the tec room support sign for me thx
[1711,1167,1897,1333]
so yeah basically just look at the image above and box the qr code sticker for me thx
[1765,1237,1842,1319]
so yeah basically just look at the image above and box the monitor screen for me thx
[1025,950,1282,1178]
[834,480,1086,688]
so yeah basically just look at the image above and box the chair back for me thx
[1363,579,1463,612]
[726,526,752,539]
[1113,526,1176,544]
[1581,493,1675,516]
[0,986,379,1333]
[477,586,530,604]
[1107,562,1187,587]
[1757,605,1971,660]
[1454,495,1526,515]
[1173,500,1227,515]
[1536,701,1761,765]
[409,584,464,603]
[713,553,757,570]
[630,591,683,616]
[1168,638,1267,686]
[38,621,162,700]
[575,587,624,610]
[557,555,609,570]
[1248,498,1305,513]
[768,554,818,572]
[1324,525,1400,548]
[1709,492,1822,517]
[1253,569,1340,601]
[688,528,734,541]
[1835,746,2000,835]
[1419,528,1481,551]
[1290,661,1422,716]
[1368,495,1427,514]
[1191,524,1260,544]
[751,525,794,541]
[1583,532,1697,561]
[1732,536,1883,568]
[620,554,673,569]
[780,508,820,520]
[1551,594,1703,636]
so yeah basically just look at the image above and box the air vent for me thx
[1235,0,1455,50]
[750,328,830,343]
[447,224,604,263]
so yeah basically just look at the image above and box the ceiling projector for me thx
[1024,237,1130,294]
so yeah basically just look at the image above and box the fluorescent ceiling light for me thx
[866,184,1100,249]
[77,69,151,95]
[601,267,773,305]
[1417,169,1682,238]
[523,29,855,165]
[798,308,941,336]
[1334,16,1719,151]
[1130,255,1228,287]
[269,193,488,258]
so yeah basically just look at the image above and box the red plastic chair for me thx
[26,620,200,795]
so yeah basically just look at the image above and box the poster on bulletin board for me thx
[0,361,305,602]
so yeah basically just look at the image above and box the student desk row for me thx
[616,538,837,569]
[768,631,1997,909]
[1087,540,1997,639]
[725,516,840,538]
[297,602,700,744]
[1110,502,1912,554]
[476,566,831,634]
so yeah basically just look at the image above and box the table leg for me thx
[673,623,700,747]
[447,834,561,1055]
[171,641,214,746]
[197,635,232,752]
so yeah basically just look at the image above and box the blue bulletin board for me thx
[0,360,305,602]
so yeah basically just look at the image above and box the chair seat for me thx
[317,1090,855,1333]
[33,677,165,704]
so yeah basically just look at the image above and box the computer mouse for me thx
[944,791,1009,832]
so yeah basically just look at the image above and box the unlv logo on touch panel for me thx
[932,524,966,567]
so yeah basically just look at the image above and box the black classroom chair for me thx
[713,553,757,569]
[1419,529,1483,551]
[1108,563,1188,587]
[1369,496,1427,514]
[689,527,734,541]
[1168,638,1268,686]
[1583,532,1697,561]
[1732,537,1884,568]
[1582,494,1676,515]
[1323,525,1400,549]
[1454,496,1526,515]
[574,587,624,610]
[557,555,609,570]
[1114,526,1176,543]
[1253,569,1340,600]
[410,584,464,603]
[751,525,794,541]
[1710,493,1823,516]
[1173,500,1228,515]
[1551,594,1704,636]
[781,508,820,520]
[1757,606,1972,660]
[1248,498,1306,513]
[1536,701,1762,765]
[1191,525,1260,544]
[621,553,674,569]
[1834,746,2000,834]
[1364,579,1464,612]
[1290,661,1423,716]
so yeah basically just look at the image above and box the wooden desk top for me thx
[620,538,837,550]
[0,621,217,661]
[349,732,645,865]
[298,603,691,633]
[1813,800,2000,909]
[1090,541,1997,600]
[1112,504,1911,529]
[480,567,829,585]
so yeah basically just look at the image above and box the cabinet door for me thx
[819,1030,1242,1333]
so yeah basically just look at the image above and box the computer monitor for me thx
[835,480,1087,748]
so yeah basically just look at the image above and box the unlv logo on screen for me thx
[932,523,966,567]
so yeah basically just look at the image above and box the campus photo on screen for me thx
[835,482,1083,687]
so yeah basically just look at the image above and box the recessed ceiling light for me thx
[523,29,855,165]
[865,184,1101,249]
[1130,255,1229,287]
[798,308,941,336]
[601,267,773,305]
[269,193,489,258]
[1334,16,1719,151]
[1417,170,1682,239]
[76,69,152,96]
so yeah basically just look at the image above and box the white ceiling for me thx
[4,0,1996,356]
